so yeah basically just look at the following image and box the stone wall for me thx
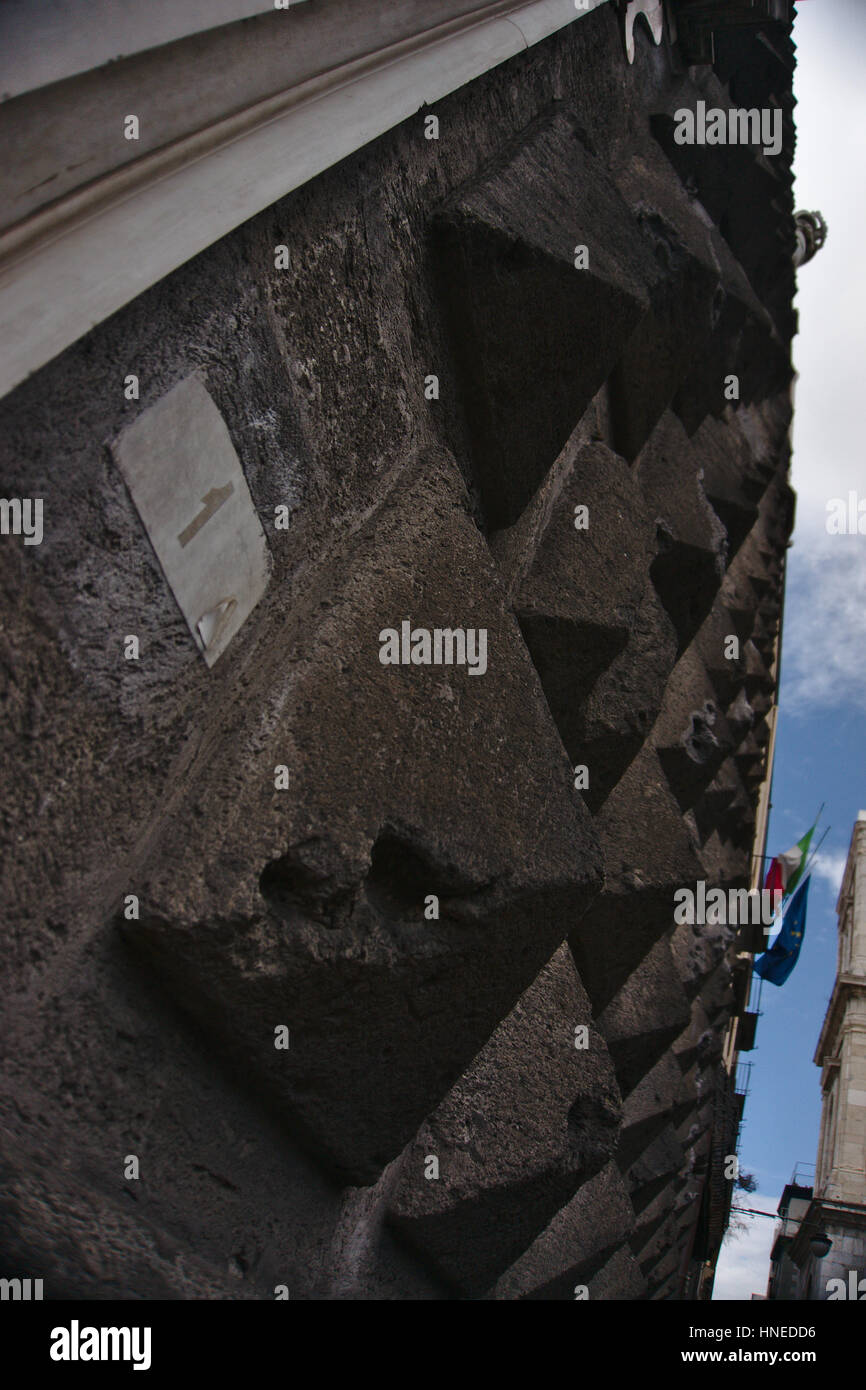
[0,5,796,1298]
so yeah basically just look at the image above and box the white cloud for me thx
[713,1195,779,1300]
[779,0,866,716]
[809,850,847,897]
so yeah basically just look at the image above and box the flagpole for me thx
[801,825,831,880]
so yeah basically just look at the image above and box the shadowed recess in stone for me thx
[259,837,357,928]
[364,827,495,922]
[635,410,727,652]
[650,106,790,292]
[606,208,721,461]
[486,1159,636,1301]
[433,109,654,529]
[567,748,705,1013]
[511,440,670,809]
[596,937,692,1100]
[387,945,621,1297]
[515,613,628,747]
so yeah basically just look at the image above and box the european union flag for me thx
[753,874,810,986]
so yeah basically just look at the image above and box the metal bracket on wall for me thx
[622,0,666,64]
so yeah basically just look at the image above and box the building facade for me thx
[766,1174,814,1301]
[786,814,866,1299]
[1,1,799,1298]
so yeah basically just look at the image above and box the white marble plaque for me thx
[112,375,270,667]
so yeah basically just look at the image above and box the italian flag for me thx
[764,826,815,901]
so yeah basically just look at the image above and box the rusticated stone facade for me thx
[0,2,796,1298]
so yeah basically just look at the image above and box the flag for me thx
[754,874,810,986]
[763,825,815,900]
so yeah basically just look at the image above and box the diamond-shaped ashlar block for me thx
[387,945,622,1296]
[120,449,602,1184]
[513,441,674,811]
[433,110,655,529]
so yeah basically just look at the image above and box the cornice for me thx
[0,0,610,401]
[814,975,866,1066]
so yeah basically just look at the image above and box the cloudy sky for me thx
[714,0,866,1300]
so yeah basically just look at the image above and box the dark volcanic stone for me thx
[434,110,654,528]
[513,441,671,808]
[121,450,602,1184]
[387,945,622,1297]
[568,747,705,1014]
[489,1160,637,1301]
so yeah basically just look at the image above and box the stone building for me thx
[0,1,799,1297]
[765,1171,814,1301]
[779,813,866,1300]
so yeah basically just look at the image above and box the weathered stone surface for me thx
[692,424,763,561]
[0,0,796,1301]
[513,442,676,809]
[578,585,678,812]
[626,1126,687,1214]
[569,747,705,1012]
[702,959,737,1025]
[694,761,756,851]
[643,1243,685,1295]
[434,110,654,528]
[514,442,650,680]
[673,295,782,435]
[388,946,621,1296]
[607,133,727,460]
[678,1091,716,1168]
[636,411,727,652]
[587,1246,647,1301]
[0,1133,246,1300]
[596,937,692,1100]
[610,121,786,435]
[617,1053,689,1174]
[652,647,735,813]
[742,639,776,703]
[696,823,750,890]
[692,776,737,846]
[489,1161,636,1301]
[650,92,793,313]
[671,913,736,1004]
[726,687,757,745]
[733,731,767,791]
[693,602,749,706]
[673,998,726,1081]
[630,1182,678,1261]
[122,450,602,1184]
